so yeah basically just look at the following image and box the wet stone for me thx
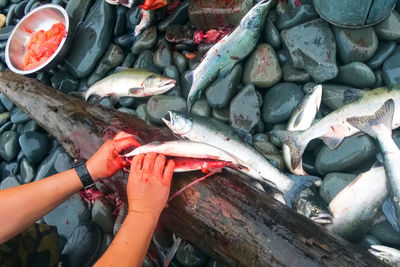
[6,4,16,27]
[10,107,29,124]
[176,241,209,267]
[332,26,378,64]
[0,161,19,177]
[118,107,137,116]
[88,43,124,86]
[136,104,150,123]
[14,0,28,18]
[131,26,157,55]
[320,172,357,204]
[315,135,377,175]
[158,0,189,32]
[153,41,172,69]
[276,3,319,31]
[121,53,136,68]
[147,95,186,124]
[382,52,400,87]
[173,51,188,74]
[134,50,160,74]
[99,97,114,109]
[374,10,400,41]
[212,107,230,123]
[253,140,285,171]
[114,5,127,37]
[374,69,384,88]
[23,0,36,16]
[115,33,137,48]
[65,0,115,78]
[191,98,211,117]
[206,64,242,109]
[19,131,49,164]
[1,176,20,189]
[282,63,311,83]
[367,41,397,70]
[230,84,262,133]
[276,49,289,66]
[118,97,135,108]
[126,6,141,33]
[0,0,8,8]
[333,62,375,88]
[0,25,13,41]
[320,84,363,110]
[65,0,94,34]
[0,130,19,161]
[54,149,73,173]
[59,77,79,94]
[281,18,338,83]
[359,235,382,249]
[0,112,9,126]
[369,220,400,246]
[262,83,304,124]
[243,43,281,88]
[0,121,12,134]
[44,194,90,239]
[165,24,194,45]
[20,157,35,184]
[0,93,14,111]
[92,197,115,234]
[263,14,281,50]
[164,65,181,96]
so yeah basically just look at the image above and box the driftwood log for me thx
[0,72,386,266]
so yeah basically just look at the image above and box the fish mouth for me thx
[158,79,176,92]
[162,111,173,127]
[311,214,333,225]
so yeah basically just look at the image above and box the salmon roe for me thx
[23,22,67,70]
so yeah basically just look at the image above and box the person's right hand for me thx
[127,153,175,216]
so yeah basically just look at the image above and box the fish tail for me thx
[269,130,309,174]
[283,174,321,208]
[346,99,395,138]
[382,198,400,232]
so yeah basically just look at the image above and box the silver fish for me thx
[271,86,400,175]
[369,245,400,267]
[347,99,400,231]
[296,188,332,225]
[327,166,387,242]
[163,111,320,207]
[84,68,176,100]
[186,0,276,111]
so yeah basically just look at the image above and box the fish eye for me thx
[312,207,320,214]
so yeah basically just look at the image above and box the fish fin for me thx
[382,198,400,232]
[343,88,364,105]
[293,109,305,128]
[284,174,321,208]
[321,136,344,149]
[269,130,308,173]
[129,87,145,96]
[346,99,395,138]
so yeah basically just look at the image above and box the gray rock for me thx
[0,161,19,178]
[369,220,400,246]
[54,149,73,173]
[120,53,136,68]
[262,83,304,123]
[264,14,281,49]
[0,176,20,189]
[320,172,357,204]
[0,130,19,161]
[253,140,285,171]
[276,49,290,65]
[281,19,338,83]
[320,84,363,110]
[158,0,189,32]
[65,0,94,34]
[163,65,181,96]
[276,3,319,30]
[10,107,29,124]
[113,5,127,37]
[92,197,115,234]
[359,235,382,249]
[382,53,400,87]
[19,131,49,164]
[20,157,35,184]
[282,63,311,82]
[118,97,135,108]
[165,24,194,45]
[230,84,262,133]
[126,6,141,33]
[206,65,242,109]
[147,95,186,124]
[374,10,400,41]
[191,98,211,117]
[243,43,281,88]
[134,50,160,74]
[374,69,384,88]
[99,97,114,109]
[0,0,9,8]
[333,62,376,88]
[34,146,62,181]
[367,41,397,70]
[44,194,90,239]
[212,107,230,123]
[118,107,137,116]
[173,51,188,74]
[332,26,378,64]
[315,135,377,175]
[0,112,10,126]
[0,121,12,134]
[136,103,151,123]
[131,26,157,55]
[153,41,172,70]
[0,94,14,111]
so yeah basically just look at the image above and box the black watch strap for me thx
[73,160,95,189]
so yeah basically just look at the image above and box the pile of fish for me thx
[2,0,400,265]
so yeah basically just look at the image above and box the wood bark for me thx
[0,72,386,266]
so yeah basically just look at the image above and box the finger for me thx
[113,137,141,154]
[153,155,166,177]
[113,131,133,140]
[131,154,145,174]
[142,153,157,173]
[162,159,175,186]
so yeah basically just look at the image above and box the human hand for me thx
[86,131,141,181]
[140,0,167,10]
[127,153,175,216]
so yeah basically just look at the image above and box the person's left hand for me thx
[86,131,141,181]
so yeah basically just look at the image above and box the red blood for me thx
[78,188,105,204]
[167,0,181,13]
[193,24,233,45]
[294,0,301,6]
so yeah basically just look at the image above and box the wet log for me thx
[0,72,386,266]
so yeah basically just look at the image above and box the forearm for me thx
[95,211,160,267]
[0,169,84,243]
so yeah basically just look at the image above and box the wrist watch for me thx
[72,160,96,189]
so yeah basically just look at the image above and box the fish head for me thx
[163,111,193,136]
[143,74,176,95]
[296,189,333,225]
[240,0,275,32]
